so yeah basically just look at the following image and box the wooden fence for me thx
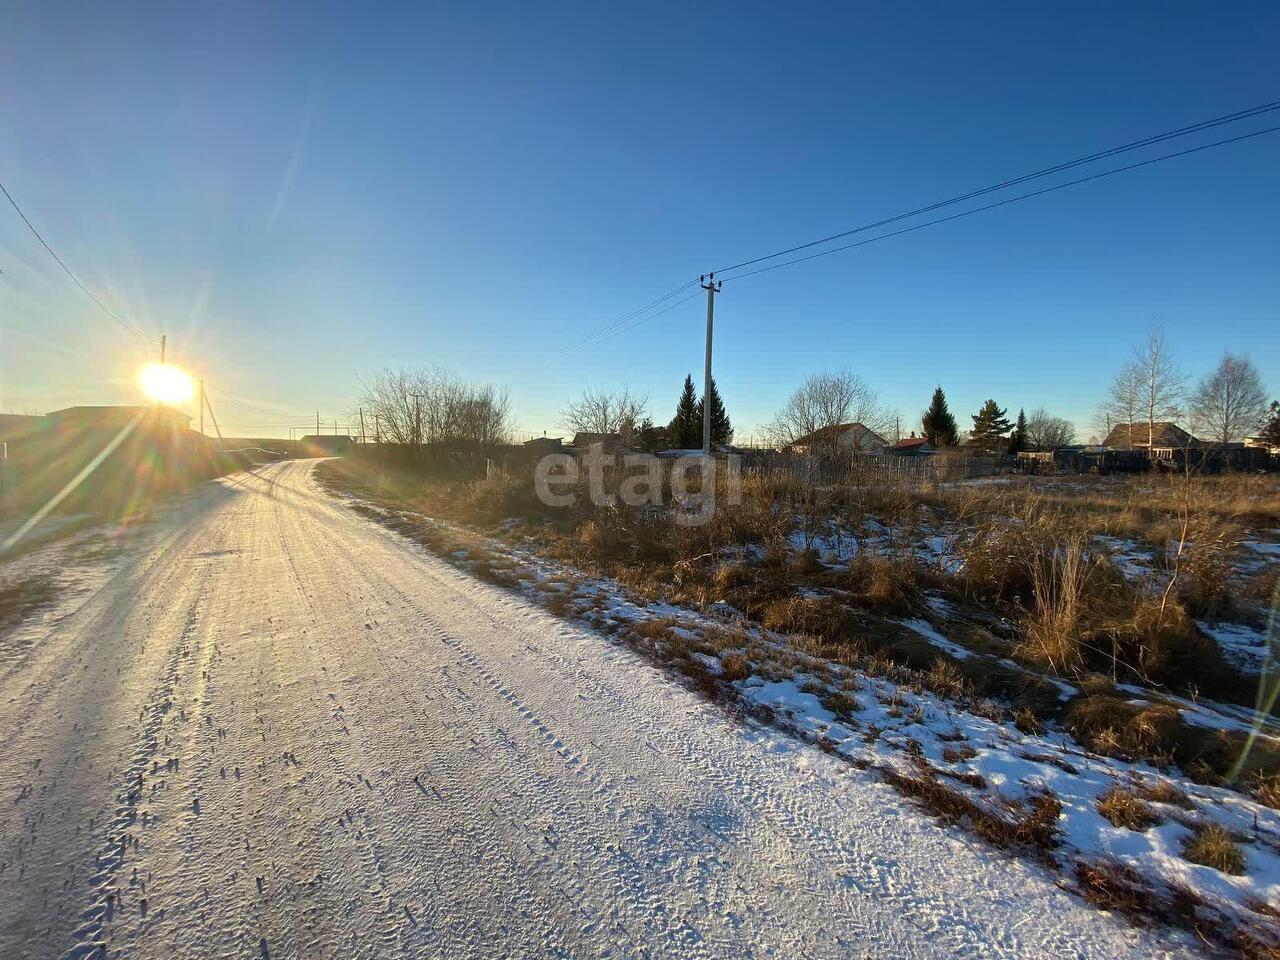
[740,451,1017,487]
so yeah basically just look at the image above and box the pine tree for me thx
[921,386,958,447]
[634,417,670,452]
[694,376,733,447]
[1008,408,1028,454]
[970,399,1012,452]
[667,374,700,449]
[1261,400,1280,446]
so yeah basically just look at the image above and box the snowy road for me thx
[0,460,1179,959]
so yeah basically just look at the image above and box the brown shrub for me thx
[1096,786,1163,831]
[1017,531,1091,674]
[1172,515,1240,618]
[719,654,751,683]
[457,469,548,525]
[1012,707,1045,736]
[761,596,852,639]
[847,554,924,616]
[1182,823,1246,875]
[1063,695,1182,766]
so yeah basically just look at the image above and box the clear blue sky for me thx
[2,1,1278,441]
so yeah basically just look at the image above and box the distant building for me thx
[523,436,565,455]
[3,404,207,516]
[46,405,191,430]
[786,423,888,456]
[1245,435,1280,456]
[300,434,352,455]
[1101,421,1196,452]
[569,432,627,454]
[0,413,48,444]
[889,433,934,457]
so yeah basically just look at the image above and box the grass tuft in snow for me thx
[1182,823,1246,876]
[1095,786,1163,831]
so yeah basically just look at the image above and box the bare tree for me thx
[1097,361,1141,448]
[561,386,648,443]
[1134,328,1186,446]
[1191,352,1269,446]
[1025,408,1076,451]
[766,370,889,459]
[357,367,513,449]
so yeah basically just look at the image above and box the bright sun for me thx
[139,362,195,405]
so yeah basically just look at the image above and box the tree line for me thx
[1097,329,1274,449]
[560,375,732,451]
[355,332,1277,460]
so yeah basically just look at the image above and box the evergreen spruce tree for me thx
[668,374,700,449]
[1261,400,1280,446]
[921,386,958,446]
[1008,408,1028,454]
[634,417,670,452]
[970,399,1013,452]
[694,376,734,446]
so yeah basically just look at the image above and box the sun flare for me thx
[138,362,195,405]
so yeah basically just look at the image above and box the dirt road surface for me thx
[0,460,1180,958]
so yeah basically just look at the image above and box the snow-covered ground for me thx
[0,460,1186,959]
[332,473,1280,955]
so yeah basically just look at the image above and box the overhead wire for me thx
[0,179,147,341]
[548,99,1280,360]
[712,97,1280,277]
[719,123,1280,283]
[544,278,700,361]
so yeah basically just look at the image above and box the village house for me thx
[1101,421,1197,454]
[888,433,935,457]
[786,423,888,456]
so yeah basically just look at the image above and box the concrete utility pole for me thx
[700,273,723,455]
[359,408,366,444]
[199,379,205,434]
[316,411,320,436]
[160,335,166,364]
[409,393,424,452]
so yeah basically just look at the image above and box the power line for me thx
[713,97,1280,277]
[213,392,312,420]
[0,179,147,341]
[545,278,700,361]
[548,99,1280,362]
[582,287,705,349]
[721,123,1280,283]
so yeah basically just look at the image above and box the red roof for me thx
[891,436,931,451]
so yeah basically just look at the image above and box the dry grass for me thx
[1063,695,1182,767]
[1018,531,1090,674]
[1183,823,1247,875]
[0,575,59,631]
[719,654,751,683]
[1137,779,1194,810]
[760,596,852,640]
[1255,773,1280,810]
[880,763,1061,858]
[1096,786,1163,831]
[847,554,925,616]
[1074,857,1280,958]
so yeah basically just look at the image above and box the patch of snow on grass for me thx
[897,618,972,660]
